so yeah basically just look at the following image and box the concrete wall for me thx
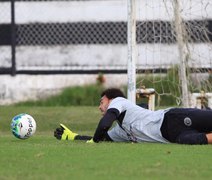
[1,0,211,69]
[0,0,211,104]
[0,74,128,105]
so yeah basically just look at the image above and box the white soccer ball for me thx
[11,113,36,139]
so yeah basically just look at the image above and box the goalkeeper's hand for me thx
[54,124,78,140]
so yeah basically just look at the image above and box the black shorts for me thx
[160,108,212,144]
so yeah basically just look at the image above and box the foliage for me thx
[15,84,105,106]
[136,68,181,106]
[137,67,212,107]
[14,70,211,107]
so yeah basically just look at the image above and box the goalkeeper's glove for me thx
[86,138,94,143]
[54,124,78,140]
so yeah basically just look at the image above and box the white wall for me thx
[0,74,128,105]
[0,0,211,104]
[1,0,211,24]
[1,0,211,69]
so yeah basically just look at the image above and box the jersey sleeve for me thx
[107,97,125,113]
[92,108,119,142]
[107,124,129,142]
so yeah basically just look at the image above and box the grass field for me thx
[1,106,212,180]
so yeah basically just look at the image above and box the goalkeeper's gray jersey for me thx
[107,97,170,143]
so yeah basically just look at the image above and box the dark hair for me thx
[101,88,126,99]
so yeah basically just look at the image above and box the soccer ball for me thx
[11,113,36,139]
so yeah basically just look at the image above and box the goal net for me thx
[135,0,212,108]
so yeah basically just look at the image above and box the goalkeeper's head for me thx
[99,88,125,116]
[101,88,126,99]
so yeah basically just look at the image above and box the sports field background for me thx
[1,106,212,180]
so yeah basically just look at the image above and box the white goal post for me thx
[127,0,136,103]
[127,0,212,108]
[127,0,190,107]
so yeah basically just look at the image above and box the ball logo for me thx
[24,118,34,137]
[184,117,192,126]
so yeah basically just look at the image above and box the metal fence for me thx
[0,0,211,75]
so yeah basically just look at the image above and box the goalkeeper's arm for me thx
[54,124,93,141]
[92,109,117,142]
[54,108,118,142]
[54,123,113,142]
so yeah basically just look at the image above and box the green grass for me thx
[0,106,212,180]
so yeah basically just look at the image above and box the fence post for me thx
[11,0,16,76]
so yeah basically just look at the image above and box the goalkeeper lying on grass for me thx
[54,88,212,145]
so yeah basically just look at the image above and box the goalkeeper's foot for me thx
[60,124,78,140]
